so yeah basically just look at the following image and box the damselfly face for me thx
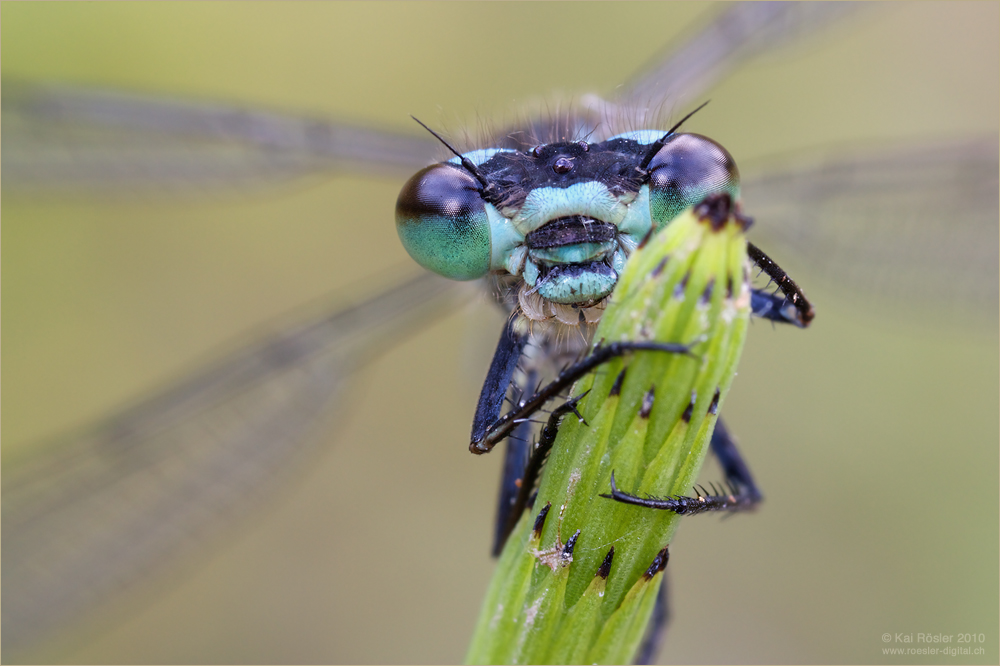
[4,4,997,663]
[396,128,738,337]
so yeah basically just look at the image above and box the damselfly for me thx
[3,3,998,663]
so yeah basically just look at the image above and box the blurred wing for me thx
[611,2,859,114]
[1,81,439,196]
[741,137,1000,318]
[1,272,468,656]
[3,3,861,197]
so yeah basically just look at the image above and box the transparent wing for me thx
[608,2,859,116]
[1,80,439,196]
[1,273,468,654]
[1,4,856,199]
[742,137,1000,319]
[615,1,998,319]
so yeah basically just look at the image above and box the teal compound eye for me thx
[645,133,741,229]
[395,163,492,281]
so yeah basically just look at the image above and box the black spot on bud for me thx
[637,227,655,250]
[708,388,721,415]
[651,256,669,278]
[673,271,691,299]
[533,502,552,537]
[643,546,670,580]
[563,529,581,558]
[700,277,715,305]
[694,193,733,231]
[597,547,615,579]
[681,390,696,423]
[640,385,656,419]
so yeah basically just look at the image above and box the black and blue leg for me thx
[747,241,815,327]
[469,317,540,555]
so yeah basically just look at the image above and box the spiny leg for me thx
[747,241,815,327]
[487,340,692,553]
[471,339,695,455]
[601,416,762,514]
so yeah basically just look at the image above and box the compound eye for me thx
[646,133,740,229]
[395,163,492,280]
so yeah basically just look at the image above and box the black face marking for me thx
[468,136,656,210]
[643,546,670,580]
[525,216,617,249]
[597,547,615,580]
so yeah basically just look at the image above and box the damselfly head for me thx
[397,114,740,338]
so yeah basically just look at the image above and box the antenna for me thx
[637,100,711,171]
[411,116,498,202]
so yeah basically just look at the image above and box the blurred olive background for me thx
[2,2,997,664]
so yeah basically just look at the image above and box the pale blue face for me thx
[396,132,740,306]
